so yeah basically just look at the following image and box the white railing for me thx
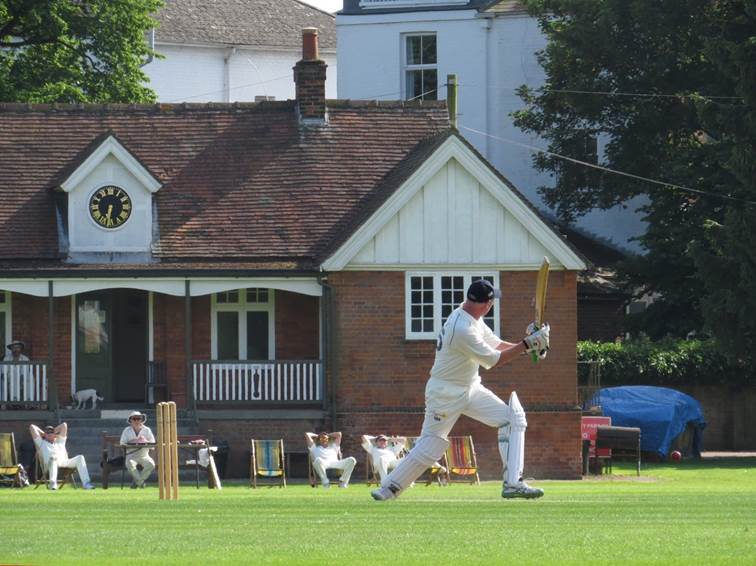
[0,362,47,403]
[192,361,323,403]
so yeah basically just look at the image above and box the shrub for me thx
[577,338,752,387]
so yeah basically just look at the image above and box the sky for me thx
[299,0,344,14]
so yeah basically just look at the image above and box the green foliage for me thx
[578,338,752,386]
[515,1,756,360]
[0,0,162,103]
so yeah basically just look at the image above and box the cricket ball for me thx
[670,450,682,461]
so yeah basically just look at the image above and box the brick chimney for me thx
[294,28,327,124]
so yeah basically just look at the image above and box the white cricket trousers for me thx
[382,380,525,493]
[312,456,357,486]
[371,455,400,481]
[126,454,155,485]
[47,454,91,487]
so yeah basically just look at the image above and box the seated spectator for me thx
[29,423,95,490]
[120,411,155,488]
[361,434,406,482]
[4,340,29,362]
[305,431,356,488]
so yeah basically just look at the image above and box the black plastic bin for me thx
[213,440,230,478]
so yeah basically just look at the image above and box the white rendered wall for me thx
[337,11,646,252]
[144,43,337,103]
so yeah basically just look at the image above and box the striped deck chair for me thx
[445,436,480,485]
[406,437,448,486]
[0,433,25,487]
[250,439,286,488]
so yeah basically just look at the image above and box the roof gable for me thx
[321,134,587,271]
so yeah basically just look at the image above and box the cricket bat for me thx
[208,453,222,490]
[531,256,550,363]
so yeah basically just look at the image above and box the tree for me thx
[0,0,161,103]
[513,0,756,366]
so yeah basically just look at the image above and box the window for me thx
[404,34,437,101]
[406,273,499,339]
[0,291,9,350]
[212,288,274,360]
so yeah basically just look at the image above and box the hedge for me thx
[577,338,752,387]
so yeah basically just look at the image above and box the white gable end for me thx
[322,136,586,271]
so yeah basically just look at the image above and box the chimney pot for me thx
[302,27,319,61]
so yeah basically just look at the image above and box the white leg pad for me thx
[382,435,449,494]
[500,391,527,486]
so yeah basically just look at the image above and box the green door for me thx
[112,289,147,402]
[76,292,113,400]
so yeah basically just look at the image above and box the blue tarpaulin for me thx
[589,386,706,457]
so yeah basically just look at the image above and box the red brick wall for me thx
[327,270,582,479]
[10,294,72,404]
[275,291,319,359]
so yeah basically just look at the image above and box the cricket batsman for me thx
[371,279,549,501]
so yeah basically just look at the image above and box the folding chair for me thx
[250,439,286,488]
[33,440,78,489]
[445,435,480,485]
[0,433,25,487]
[406,437,448,486]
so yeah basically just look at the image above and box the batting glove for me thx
[523,323,550,356]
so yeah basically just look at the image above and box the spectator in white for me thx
[305,431,356,488]
[29,422,95,490]
[4,340,29,362]
[120,411,155,488]
[361,434,406,482]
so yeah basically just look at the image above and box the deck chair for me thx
[363,436,407,486]
[0,433,26,487]
[33,440,78,489]
[445,435,480,485]
[406,437,448,486]
[250,439,286,488]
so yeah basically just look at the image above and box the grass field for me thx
[2,459,754,565]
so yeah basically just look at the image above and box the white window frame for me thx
[402,32,438,101]
[405,272,500,340]
[0,291,11,348]
[211,288,275,360]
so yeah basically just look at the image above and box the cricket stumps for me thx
[156,401,179,500]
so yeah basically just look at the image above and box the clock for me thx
[89,185,132,229]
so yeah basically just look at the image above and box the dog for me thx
[72,389,104,409]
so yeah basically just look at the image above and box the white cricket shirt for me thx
[120,425,155,459]
[427,306,503,390]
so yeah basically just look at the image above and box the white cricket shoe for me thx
[371,486,396,501]
[502,481,543,499]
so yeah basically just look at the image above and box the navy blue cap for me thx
[466,280,501,303]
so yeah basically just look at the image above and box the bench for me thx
[595,425,641,476]
[100,432,209,489]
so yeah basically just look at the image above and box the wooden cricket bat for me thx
[531,256,550,363]
[208,454,222,490]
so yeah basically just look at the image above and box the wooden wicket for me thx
[156,401,179,500]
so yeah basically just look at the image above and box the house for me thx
[0,29,586,480]
[336,0,647,252]
[143,0,337,102]
[336,0,640,339]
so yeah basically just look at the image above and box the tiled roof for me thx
[155,0,336,49]
[0,100,449,269]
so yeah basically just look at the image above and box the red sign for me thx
[581,416,612,457]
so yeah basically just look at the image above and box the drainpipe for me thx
[224,47,237,102]
[47,281,58,411]
[141,28,156,68]
[317,273,336,428]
